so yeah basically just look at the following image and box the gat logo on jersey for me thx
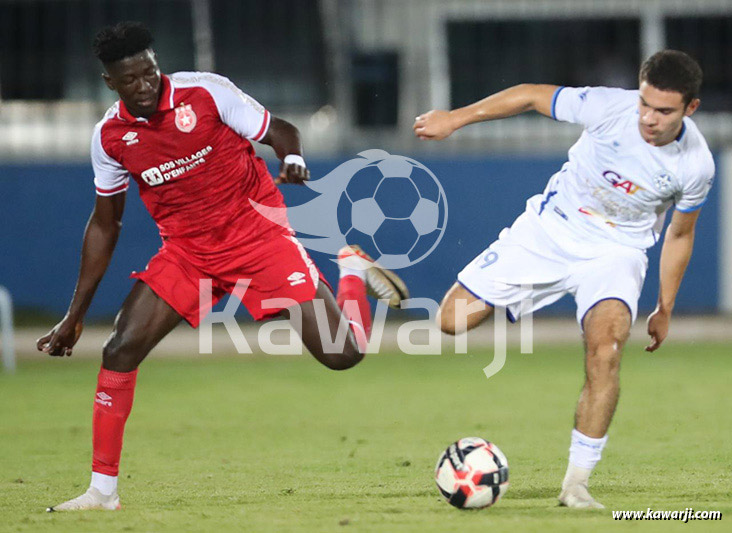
[602,170,643,195]
[175,104,197,133]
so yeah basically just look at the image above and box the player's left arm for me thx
[646,209,700,352]
[259,117,310,185]
[413,84,559,140]
[194,73,310,185]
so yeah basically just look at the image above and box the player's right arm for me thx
[413,84,559,140]
[38,117,130,357]
[37,192,126,356]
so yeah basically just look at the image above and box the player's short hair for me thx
[93,21,154,64]
[639,50,702,106]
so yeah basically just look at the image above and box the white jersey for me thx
[528,86,715,251]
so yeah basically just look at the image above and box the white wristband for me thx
[283,154,306,168]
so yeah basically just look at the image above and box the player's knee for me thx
[102,332,145,372]
[310,333,364,371]
[585,312,629,381]
[437,305,457,335]
[437,289,492,335]
[585,340,622,382]
[324,345,364,371]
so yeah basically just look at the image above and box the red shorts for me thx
[131,234,330,327]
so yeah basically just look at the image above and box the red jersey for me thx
[91,72,289,255]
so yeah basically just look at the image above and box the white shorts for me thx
[457,208,648,328]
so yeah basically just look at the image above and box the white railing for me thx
[0,286,15,373]
[2,0,732,159]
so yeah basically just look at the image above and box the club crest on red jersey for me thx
[175,104,197,133]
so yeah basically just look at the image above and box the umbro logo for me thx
[287,272,307,286]
[122,131,139,146]
[95,391,113,407]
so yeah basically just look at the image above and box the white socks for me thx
[569,428,608,470]
[91,472,118,496]
[562,429,608,490]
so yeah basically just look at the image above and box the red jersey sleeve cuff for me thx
[251,110,271,142]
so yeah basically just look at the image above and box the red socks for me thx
[92,367,138,476]
[88,280,368,477]
[336,275,372,352]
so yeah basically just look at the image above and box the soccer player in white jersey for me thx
[414,50,713,509]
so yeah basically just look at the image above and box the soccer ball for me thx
[435,437,509,509]
[337,154,447,269]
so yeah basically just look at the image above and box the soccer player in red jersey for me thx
[37,22,408,511]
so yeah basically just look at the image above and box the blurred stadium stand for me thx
[3,0,732,159]
[0,0,731,320]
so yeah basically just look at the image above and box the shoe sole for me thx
[341,245,409,309]
[46,501,121,512]
[367,267,409,309]
[46,504,120,512]
[558,494,604,509]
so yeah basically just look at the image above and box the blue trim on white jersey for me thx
[675,121,687,142]
[551,86,565,120]
[580,297,633,332]
[457,280,517,324]
[675,197,707,213]
[538,190,557,215]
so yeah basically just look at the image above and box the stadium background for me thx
[0,0,730,466]
[1,0,731,330]
[0,0,732,332]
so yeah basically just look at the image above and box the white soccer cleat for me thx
[46,487,120,512]
[337,245,409,309]
[558,482,605,509]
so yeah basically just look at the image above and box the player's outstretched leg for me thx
[336,245,408,350]
[48,282,182,512]
[558,298,631,510]
[436,282,494,335]
[288,282,363,370]
[285,246,408,370]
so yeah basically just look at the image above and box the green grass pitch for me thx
[1,342,730,532]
